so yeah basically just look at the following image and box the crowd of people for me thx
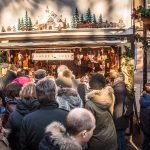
[0,64,148,150]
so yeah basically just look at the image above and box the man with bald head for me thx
[39,108,96,150]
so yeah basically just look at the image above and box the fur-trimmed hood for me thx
[39,122,82,150]
[87,86,115,114]
[57,87,83,111]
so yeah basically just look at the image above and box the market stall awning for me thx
[0,40,128,49]
[0,28,133,41]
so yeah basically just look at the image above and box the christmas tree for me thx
[71,15,77,28]
[21,17,25,31]
[79,14,84,23]
[85,8,92,23]
[24,10,29,31]
[74,8,79,23]
[1,26,6,32]
[28,17,32,31]
[98,14,103,23]
[92,14,97,23]
[18,18,21,31]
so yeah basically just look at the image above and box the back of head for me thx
[56,70,73,88]
[36,79,57,105]
[34,69,47,83]
[19,82,37,100]
[145,83,150,94]
[66,108,95,136]
[57,65,69,77]
[89,73,106,90]
[5,82,22,99]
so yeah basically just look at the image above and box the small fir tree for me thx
[21,17,25,31]
[1,26,6,32]
[98,14,103,23]
[79,14,84,23]
[74,8,79,23]
[28,17,32,30]
[18,18,21,31]
[85,8,92,23]
[92,14,97,23]
[24,10,29,31]
[71,15,77,28]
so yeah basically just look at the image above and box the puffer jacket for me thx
[140,93,150,138]
[39,122,82,150]
[85,86,117,150]
[6,99,40,150]
[57,87,83,111]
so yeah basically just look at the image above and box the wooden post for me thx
[143,0,147,90]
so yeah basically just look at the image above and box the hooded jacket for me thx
[140,93,150,138]
[85,86,117,150]
[39,122,82,150]
[57,87,83,111]
[6,99,40,150]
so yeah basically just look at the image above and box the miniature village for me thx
[1,7,126,33]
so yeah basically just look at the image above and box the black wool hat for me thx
[89,73,106,90]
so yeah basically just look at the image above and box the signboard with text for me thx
[32,53,74,60]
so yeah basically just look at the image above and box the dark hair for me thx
[145,83,150,93]
[89,73,106,90]
[66,111,94,136]
[5,82,22,99]
[34,69,47,82]
[36,79,56,105]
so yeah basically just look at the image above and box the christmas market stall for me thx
[0,1,134,78]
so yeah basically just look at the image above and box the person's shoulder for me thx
[56,108,69,114]
[23,109,39,120]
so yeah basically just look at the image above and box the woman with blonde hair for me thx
[6,82,40,150]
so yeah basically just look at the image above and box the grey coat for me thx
[57,87,83,111]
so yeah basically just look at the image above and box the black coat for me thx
[113,80,132,130]
[77,83,88,106]
[140,93,150,138]
[19,102,68,150]
[6,99,40,150]
[0,70,17,106]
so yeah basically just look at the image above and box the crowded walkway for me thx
[0,65,148,150]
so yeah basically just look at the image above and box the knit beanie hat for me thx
[56,70,73,88]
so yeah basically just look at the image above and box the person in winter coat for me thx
[5,82,40,150]
[77,74,89,106]
[140,83,150,150]
[85,73,117,150]
[2,82,23,127]
[19,79,68,150]
[0,69,17,106]
[56,70,83,111]
[111,72,133,150]
[39,108,96,150]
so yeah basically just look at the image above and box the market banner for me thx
[32,53,74,60]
